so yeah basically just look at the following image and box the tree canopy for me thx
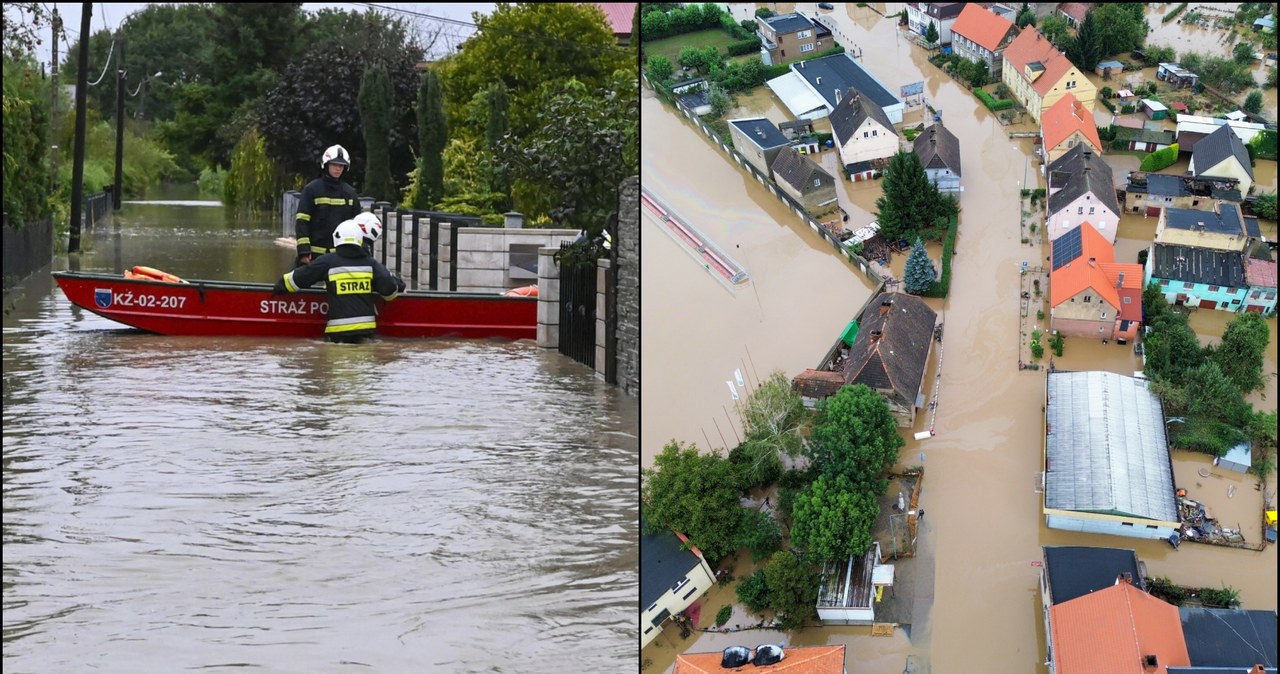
[763,550,820,631]
[805,384,905,493]
[790,473,879,564]
[641,441,744,564]
[1207,312,1270,393]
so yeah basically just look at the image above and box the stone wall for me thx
[452,228,580,293]
[615,176,640,396]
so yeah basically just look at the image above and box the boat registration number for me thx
[113,291,187,309]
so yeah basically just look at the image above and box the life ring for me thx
[503,284,538,297]
[125,265,188,283]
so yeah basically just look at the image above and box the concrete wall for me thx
[452,228,579,294]
[1046,514,1175,540]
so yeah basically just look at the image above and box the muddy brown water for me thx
[645,6,1277,673]
[2,193,638,672]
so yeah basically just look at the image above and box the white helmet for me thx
[333,219,364,248]
[321,144,350,169]
[353,212,383,242]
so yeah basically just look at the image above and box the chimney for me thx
[1117,271,1125,288]
[870,330,883,342]
[817,76,822,85]
[1143,654,1158,670]
[1088,256,1097,265]
[880,298,893,314]
[834,88,842,103]
[800,60,806,68]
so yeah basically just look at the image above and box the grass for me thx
[643,29,740,66]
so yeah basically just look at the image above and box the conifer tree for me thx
[903,238,936,294]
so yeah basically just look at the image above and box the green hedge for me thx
[1163,3,1188,22]
[1139,143,1180,171]
[1099,97,1116,113]
[728,37,762,56]
[1250,130,1277,161]
[921,215,959,298]
[974,88,1014,111]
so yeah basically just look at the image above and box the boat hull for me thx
[52,272,536,340]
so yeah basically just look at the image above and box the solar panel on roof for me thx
[1052,227,1083,270]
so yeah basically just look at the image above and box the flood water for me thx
[2,191,638,673]
[643,4,1277,673]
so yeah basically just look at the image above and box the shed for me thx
[1095,59,1124,77]
[1223,109,1248,122]
[1142,99,1168,120]
[1254,14,1275,32]
[1169,101,1188,115]
[1214,442,1251,473]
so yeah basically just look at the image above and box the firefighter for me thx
[352,211,384,257]
[294,144,359,268]
[273,219,404,344]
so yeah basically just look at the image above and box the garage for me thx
[1199,299,1217,309]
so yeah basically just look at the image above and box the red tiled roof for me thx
[1099,262,1144,321]
[951,3,1016,52]
[1050,580,1190,674]
[1051,222,1120,309]
[1247,258,1278,288]
[1059,2,1092,23]
[1042,93,1103,154]
[591,2,635,35]
[1004,27,1081,97]
[675,645,846,674]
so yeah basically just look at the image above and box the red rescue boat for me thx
[52,270,536,340]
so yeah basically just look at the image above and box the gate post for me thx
[595,258,613,381]
[537,247,560,349]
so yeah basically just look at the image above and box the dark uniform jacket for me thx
[295,174,359,258]
[275,245,403,338]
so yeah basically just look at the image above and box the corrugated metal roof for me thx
[1045,371,1178,522]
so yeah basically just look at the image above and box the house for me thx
[1044,370,1181,540]
[1045,145,1121,244]
[1190,124,1256,195]
[913,123,962,192]
[950,3,1018,76]
[1144,243,1249,311]
[816,541,894,625]
[1253,13,1275,32]
[1112,126,1175,153]
[1094,59,1124,78]
[1155,203,1252,253]
[1157,62,1199,89]
[674,645,847,674]
[1123,172,1241,216]
[792,293,937,427]
[769,53,906,124]
[1041,92,1103,162]
[640,520,717,649]
[1244,258,1278,314]
[1002,27,1097,122]
[728,117,791,176]
[829,89,900,181]
[1039,545,1145,669]
[779,118,815,139]
[589,3,636,45]
[1178,607,1278,672]
[1049,578,1191,674]
[671,78,712,116]
[756,12,827,66]
[1142,98,1168,120]
[905,3,967,45]
[1050,222,1143,341]
[1057,2,1092,28]
[1174,113,1268,154]
[771,147,839,214]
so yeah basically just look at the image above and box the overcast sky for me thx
[30,3,496,69]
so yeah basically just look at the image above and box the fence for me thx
[644,72,885,289]
[558,244,597,368]
[2,216,53,291]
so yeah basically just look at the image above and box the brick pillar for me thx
[437,223,453,291]
[537,247,560,348]
[415,217,432,291]
[385,212,400,272]
[595,258,611,380]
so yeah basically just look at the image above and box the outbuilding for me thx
[1142,99,1168,120]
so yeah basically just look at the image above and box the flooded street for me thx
[644,4,1277,673]
[2,195,638,672]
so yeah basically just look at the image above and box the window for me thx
[681,586,699,600]
[644,626,654,635]
[671,577,690,593]
[1184,282,1193,289]
[813,178,822,187]
[1123,297,1132,304]
[1077,206,1084,214]
[647,602,658,613]
[863,131,869,138]
[1088,207,1095,214]
[780,49,785,57]
[798,30,812,39]
[1251,290,1261,299]
[1122,522,1134,527]
[1160,279,1169,287]
[1210,286,1220,293]
[1066,80,1076,89]
[1083,295,1092,303]
[1101,312,1107,319]
[800,42,815,53]
[872,129,878,136]
[1146,525,1158,530]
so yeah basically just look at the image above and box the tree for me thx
[646,54,674,82]
[805,384,905,493]
[415,67,447,209]
[1243,89,1264,114]
[875,151,943,242]
[1209,312,1270,392]
[790,474,879,564]
[484,81,511,211]
[2,51,52,225]
[903,238,937,294]
[1234,41,1256,65]
[755,8,774,18]
[442,4,630,140]
[709,85,731,117]
[736,568,770,612]
[763,550,819,631]
[924,21,939,47]
[1039,14,1073,50]
[736,370,810,463]
[736,508,783,562]
[1253,192,1278,220]
[358,64,395,202]
[1183,362,1248,424]
[1015,3,1036,28]
[1067,11,1105,72]
[641,441,743,564]
[1144,312,1205,382]
[1092,3,1150,56]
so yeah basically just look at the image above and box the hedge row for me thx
[921,215,959,298]
[974,88,1014,111]
[1139,143,1180,171]
[728,37,762,56]
[1163,3,1188,22]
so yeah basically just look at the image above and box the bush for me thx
[715,605,733,626]
[736,569,770,613]
[728,37,763,56]
[1031,340,1044,359]
[921,215,959,298]
[1148,576,1187,606]
[1250,131,1277,162]
[1139,143,1180,171]
[1163,3,1188,22]
[1252,193,1278,220]
[974,88,1014,111]
[1050,331,1064,357]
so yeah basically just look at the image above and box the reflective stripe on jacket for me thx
[279,246,400,336]
[295,176,359,256]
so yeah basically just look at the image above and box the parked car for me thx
[818,2,834,9]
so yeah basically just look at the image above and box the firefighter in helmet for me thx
[293,144,359,268]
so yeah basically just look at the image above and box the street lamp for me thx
[129,71,162,120]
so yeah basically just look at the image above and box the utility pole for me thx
[69,3,93,254]
[50,8,60,193]
[114,34,125,211]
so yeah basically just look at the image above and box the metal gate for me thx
[559,250,596,368]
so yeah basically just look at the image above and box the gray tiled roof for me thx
[762,12,815,35]
[1044,371,1178,522]
[771,147,834,191]
[829,89,897,147]
[729,118,790,150]
[1150,243,1246,288]
[1179,607,1278,669]
[912,123,962,176]
[1047,145,1121,217]
[1192,124,1255,181]
[792,53,899,110]
[1042,546,1142,606]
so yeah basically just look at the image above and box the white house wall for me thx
[1045,514,1175,540]
[839,118,899,170]
[1047,193,1118,244]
